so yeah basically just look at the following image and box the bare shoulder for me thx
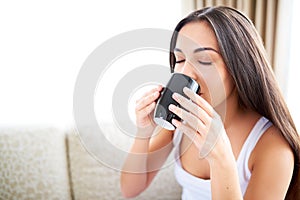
[251,125,294,165]
[245,125,294,199]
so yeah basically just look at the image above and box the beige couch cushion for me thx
[67,127,182,200]
[0,127,71,200]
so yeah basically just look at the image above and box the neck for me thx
[214,89,244,130]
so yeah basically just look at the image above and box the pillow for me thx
[0,127,71,200]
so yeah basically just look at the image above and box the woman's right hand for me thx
[135,85,163,135]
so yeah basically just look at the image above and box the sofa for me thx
[0,126,182,200]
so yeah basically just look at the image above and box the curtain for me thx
[180,0,293,92]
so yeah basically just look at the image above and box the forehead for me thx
[176,21,219,52]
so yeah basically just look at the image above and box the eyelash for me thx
[175,59,212,65]
[175,60,185,64]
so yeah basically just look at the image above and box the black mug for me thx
[153,73,200,130]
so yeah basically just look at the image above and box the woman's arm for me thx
[243,126,294,200]
[121,128,173,198]
[120,85,174,198]
[169,87,243,199]
[206,132,243,200]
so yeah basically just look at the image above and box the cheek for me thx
[199,67,233,107]
[206,74,226,107]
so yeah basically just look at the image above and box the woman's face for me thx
[174,21,235,108]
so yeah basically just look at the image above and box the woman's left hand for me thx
[168,87,233,161]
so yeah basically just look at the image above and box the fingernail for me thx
[183,87,190,93]
[172,119,179,127]
[169,104,176,111]
[172,93,179,100]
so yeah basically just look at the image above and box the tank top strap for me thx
[236,117,273,194]
[237,117,273,165]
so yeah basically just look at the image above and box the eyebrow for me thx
[174,47,220,54]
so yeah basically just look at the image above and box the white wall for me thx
[0,0,181,129]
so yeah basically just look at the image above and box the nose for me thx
[178,60,198,81]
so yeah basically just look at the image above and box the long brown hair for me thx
[169,6,300,199]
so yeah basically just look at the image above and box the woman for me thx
[121,6,300,199]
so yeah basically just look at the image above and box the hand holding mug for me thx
[169,87,231,159]
[153,73,200,130]
[135,85,163,135]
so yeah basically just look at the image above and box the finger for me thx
[136,91,160,111]
[136,85,163,105]
[136,101,156,118]
[172,92,211,125]
[199,117,224,158]
[183,87,214,117]
[169,104,206,134]
[172,119,202,148]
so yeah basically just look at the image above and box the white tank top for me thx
[173,117,272,199]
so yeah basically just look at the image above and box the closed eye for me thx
[198,60,212,65]
[175,59,185,64]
